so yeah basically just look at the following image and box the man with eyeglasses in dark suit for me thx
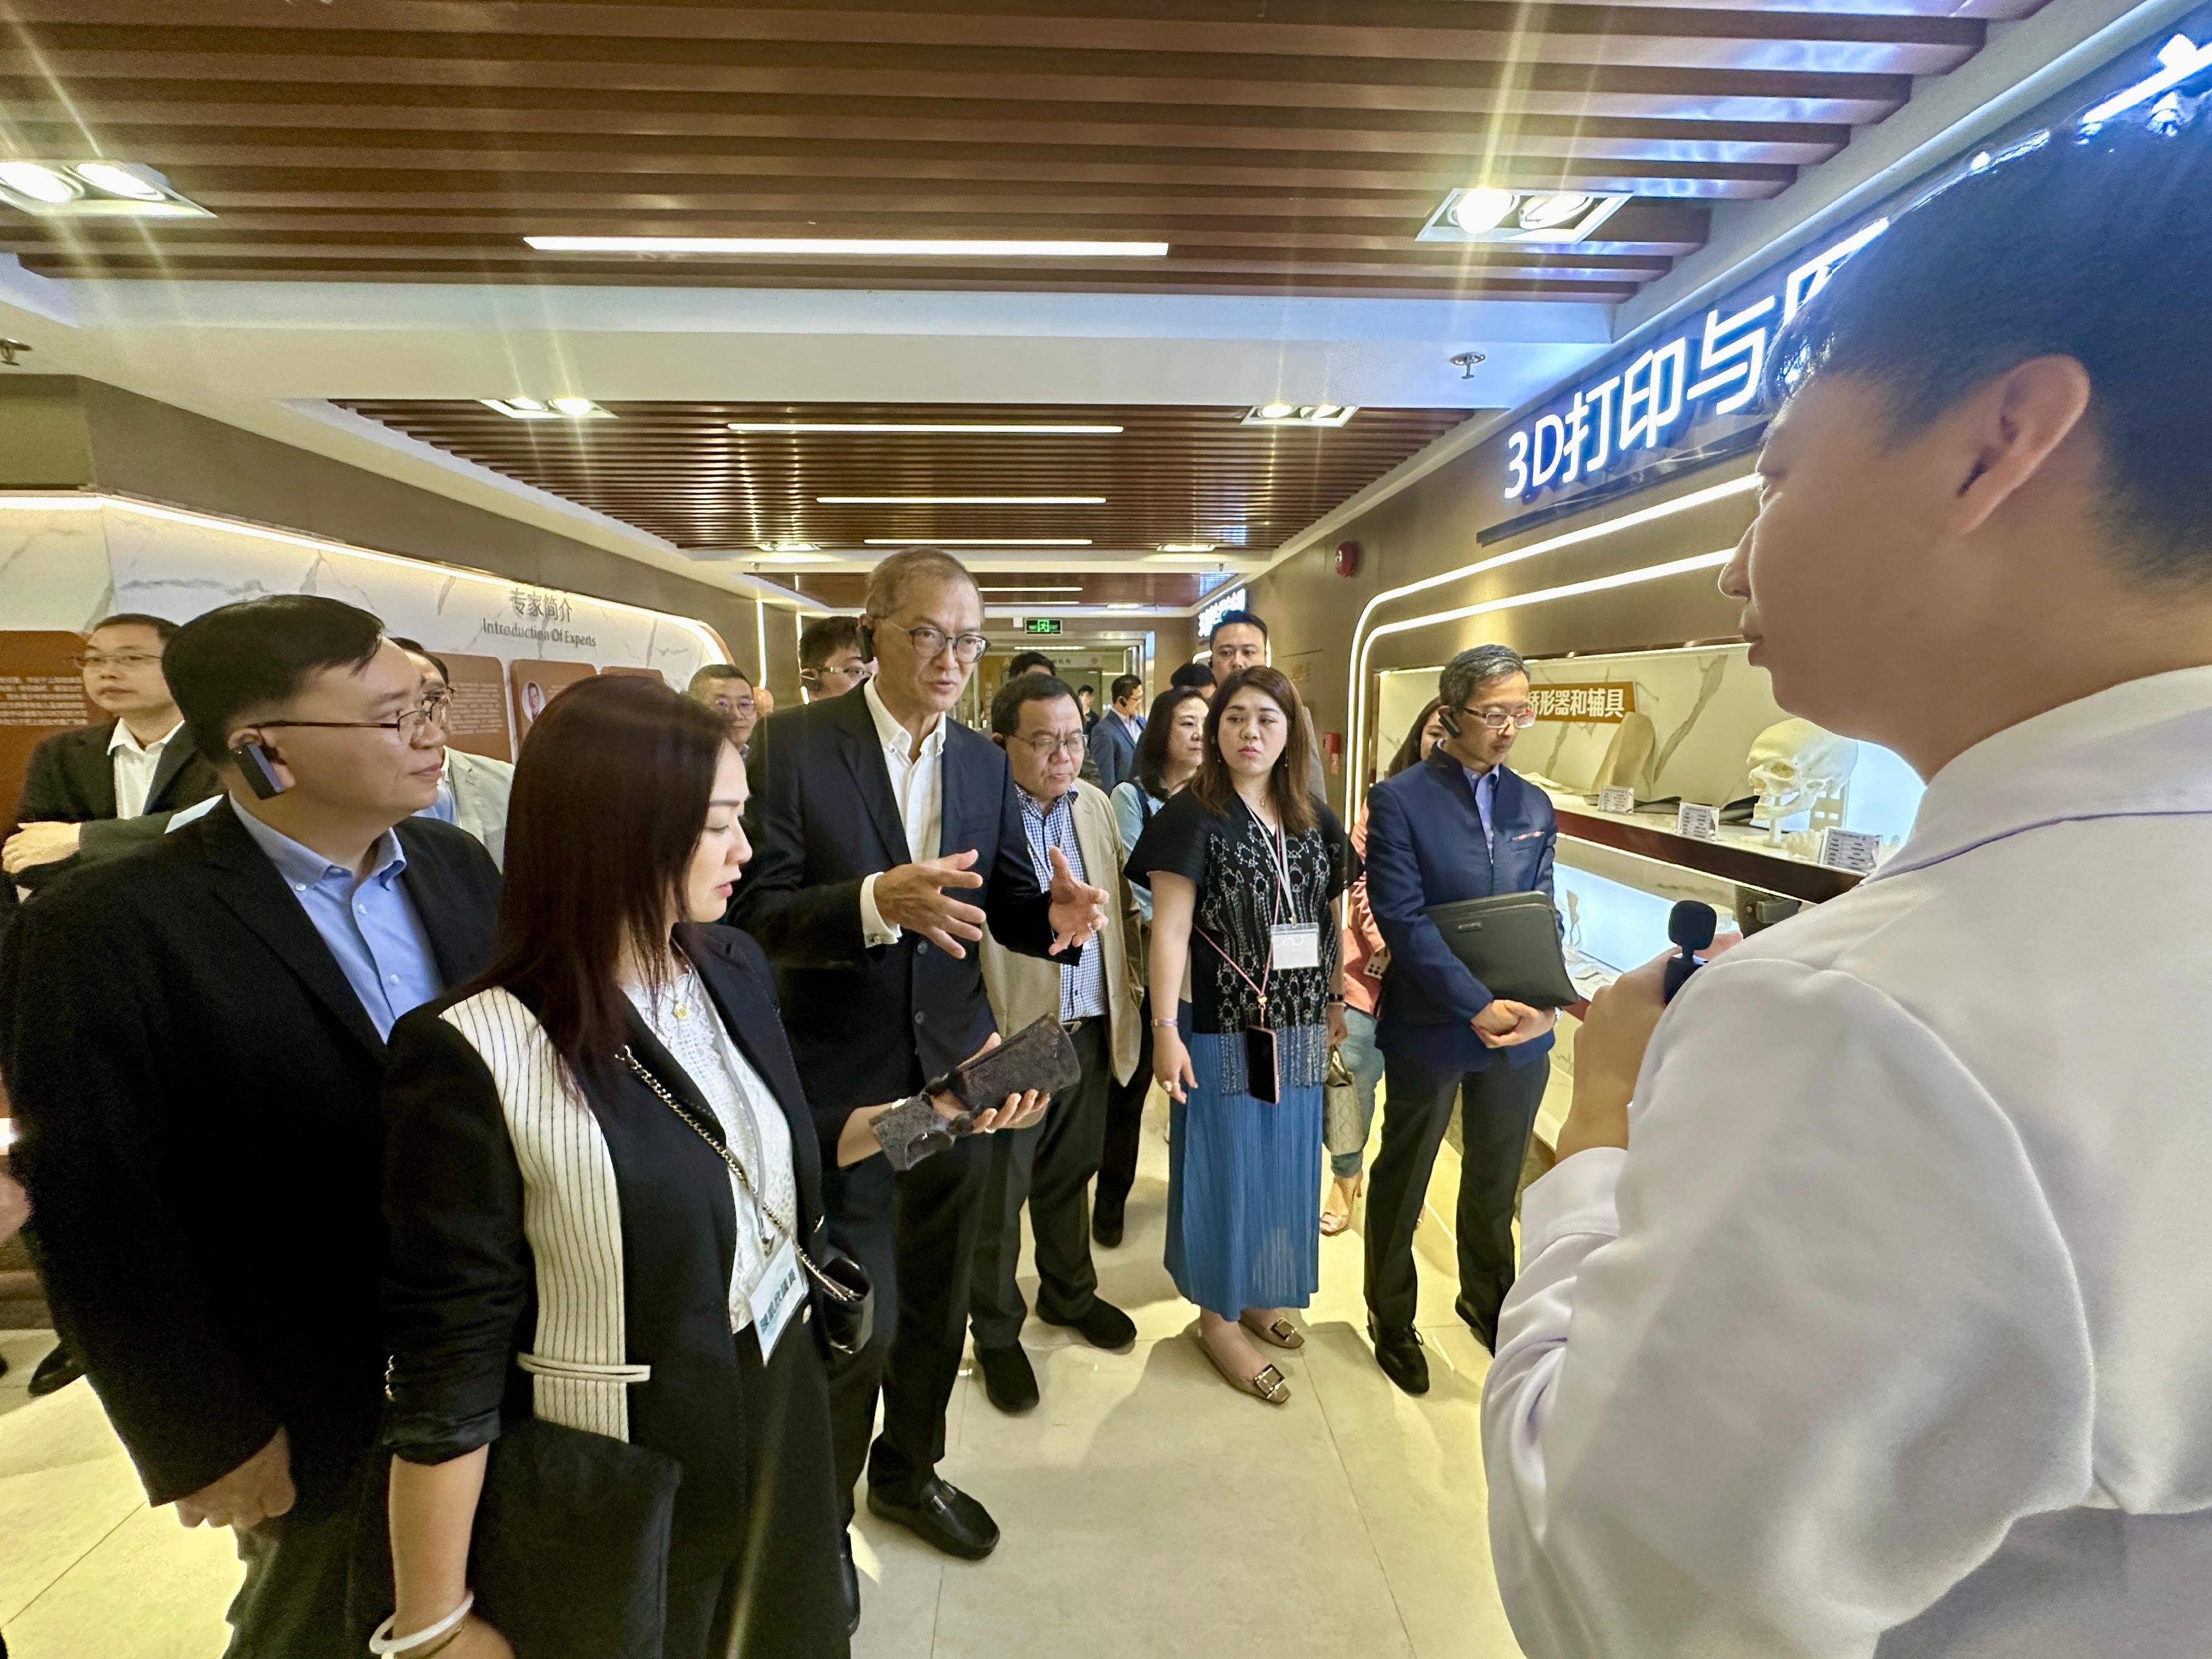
[735,548,1108,1627]
[1360,643,1559,1395]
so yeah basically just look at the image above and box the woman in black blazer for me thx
[375,675,1041,1659]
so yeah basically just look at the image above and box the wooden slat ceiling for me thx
[335,398,1474,605]
[0,0,2045,301]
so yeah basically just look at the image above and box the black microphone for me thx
[1663,901,1717,1003]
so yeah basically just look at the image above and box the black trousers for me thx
[969,1016,1110,1348]
[665,1322,849,1659]
[1365,1050,1551,1344]
[226,1461,375,1659]
[1093,1018,1152,1228]
[821,1127,993,1515]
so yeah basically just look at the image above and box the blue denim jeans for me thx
[1331,1005,1387,1179]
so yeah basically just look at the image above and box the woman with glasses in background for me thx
[1093,683,1211,1246]
[1323,695,1447,1238]
[1125,666,1353,1405]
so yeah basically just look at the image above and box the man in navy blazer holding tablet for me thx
[1361,643,1559,1394]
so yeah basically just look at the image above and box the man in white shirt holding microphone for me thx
[1483,113,2212,1656]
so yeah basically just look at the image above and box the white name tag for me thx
[749,1238,805,1362]
[1596,785,1636,815]
[1817,827,1883,874]
[1270,923,1321,971]
[1675,802,1721,842]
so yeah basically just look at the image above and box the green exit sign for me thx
[1023,617,1062,635]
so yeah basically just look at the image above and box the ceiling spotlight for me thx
[0,159,209,217]
[526,236,1169,258]
[761,540,818,554]
[1448,187,1517,234]
[816,495,1104,505]
[1519,192,1594,229]
[479,396,613,420]
[1157,542,1217,554]
[1241,404,1355,427]
[725,421,1123,436]
[71,161,165,202]
[0,161,80,205]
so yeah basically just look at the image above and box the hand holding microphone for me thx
[1663,901,1717,1003]
[1559,901,1720,1161]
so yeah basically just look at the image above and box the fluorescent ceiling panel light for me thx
[817,495,1104,505]
[526,236,1169,258]
[726,421,1123,436]
[1106,602,1145,611]
[1156,542,1217,553]
[0,159,210,217]
[981,586,1083,594]
[866,537,1092,546]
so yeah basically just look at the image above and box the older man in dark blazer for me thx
[734,549,1105,1608]
[0,596,499,1658]
[1362,644,1559,1396]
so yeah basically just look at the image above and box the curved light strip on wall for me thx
[1347,549,1735,817]
[1342,472,1759,817]
[0,491,731,666]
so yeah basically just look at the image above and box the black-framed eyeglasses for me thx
[879,622,989,665]
[71,651,163,670]
[256,694,452,743]
[1459,703,1537,732]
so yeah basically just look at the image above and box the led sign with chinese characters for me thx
[1502,220,1886,506]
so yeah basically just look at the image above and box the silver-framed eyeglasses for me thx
[1460,703,1537,732]
[72,651,163,670]
[1017,732,1089,759]
[884,622,989,665]
[256,693,453,743]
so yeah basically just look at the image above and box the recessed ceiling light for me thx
[0,159,211,217]
[1242,404,1357,427]
[1156,542,1218,554]
[479,397,613,420]
[760,540,818,554]
[864,538,1092,546]
[1106,602,1146,611]
[1449,187,1517,234]
[726,421,1123,436]
[817,495,1104,505]
[72,161,165,202]
[1518,192,1594,229]
[526,236,1170,258]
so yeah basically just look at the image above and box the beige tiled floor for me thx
[0,1063,1569,1658]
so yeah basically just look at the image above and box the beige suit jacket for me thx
[980,778,1145,1086]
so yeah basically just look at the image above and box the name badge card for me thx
[1675,803,1721,842]
[1271,924,1322,971]
[750,1238,805,1361]
[1596,785,1636,815]
[1817,827,1882,874]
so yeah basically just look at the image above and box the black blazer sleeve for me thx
[13,731,85,825]
[0,886,280,1505]
[380,1006,533,1467]
[731,710,871,968]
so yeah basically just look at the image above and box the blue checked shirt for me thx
[1016,787,1108,1022]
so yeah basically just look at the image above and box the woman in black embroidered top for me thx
[1124,667,1354,1405]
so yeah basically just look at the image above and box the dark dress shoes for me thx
[839,1533,861,1636]
[1040,1297,1138,1352]
[28,1343,84,1399]
[1369,1315,1430,1396]
[868,1476,1000,1561]
[1454,1295,1499,1355]
[1091,1205,1124,1249]
[976,1342,1040,1414]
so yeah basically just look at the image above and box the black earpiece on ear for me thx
[857,621,875,661]
[1437,706,1463,739]
[230,739,289,800]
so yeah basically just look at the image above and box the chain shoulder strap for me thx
[618,1047,859,1306]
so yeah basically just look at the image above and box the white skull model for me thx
[1745,718,1860,832]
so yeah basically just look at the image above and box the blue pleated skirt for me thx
[1165,1019,1324,1318]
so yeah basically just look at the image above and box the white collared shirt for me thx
[1484,666,2212,1658]
[857,676,948,945]
[107,717,183,821]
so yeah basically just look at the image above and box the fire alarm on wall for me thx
[1334,540,1362,578]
